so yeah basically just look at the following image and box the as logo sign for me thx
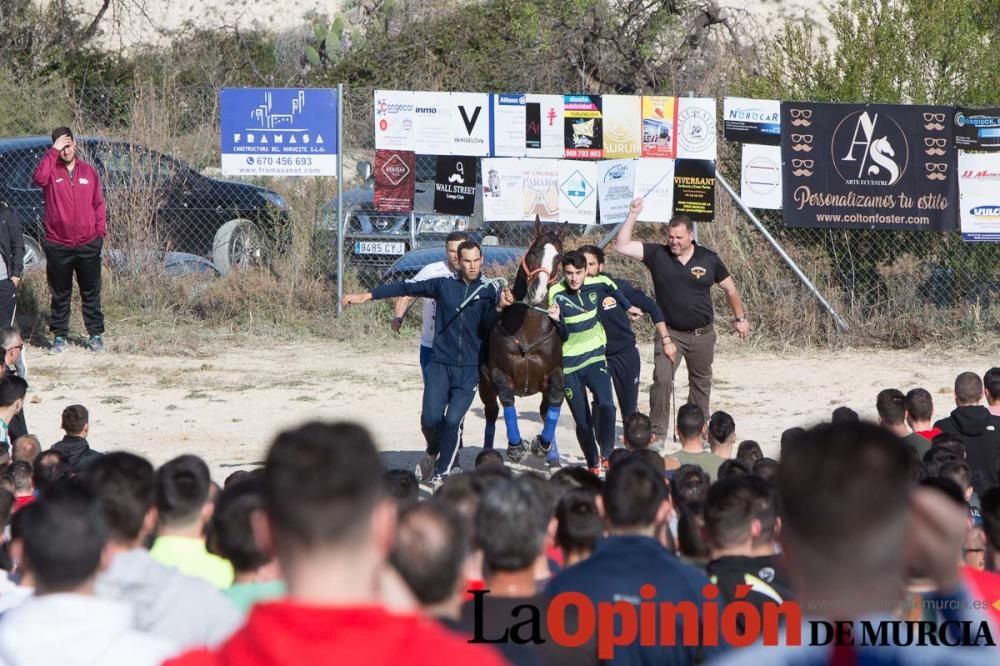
[833,111,908,187]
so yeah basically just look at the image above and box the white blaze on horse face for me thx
[530,242,558,305]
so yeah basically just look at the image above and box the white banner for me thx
[959,151,1000,241]
[449,92,490,157]
[557,160,598,225]
[740,144,782,210]
[597,159,637,226]
[676,97,717,160]
[412,91,453,155]
[522,159,560,221]
[374,90,414,151]
[491,93,527,157]
[482,158,524,221]
[525,94,564,158]
[635,158,675,222]
[602,95,642,158]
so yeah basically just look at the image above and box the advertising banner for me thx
[954,107,1000,150]
[450,92,490,156]
[673,159,716,222]
[373,149,416,212]
[525,94,565,158]
[602,95,642,158]
[374,89,414,151]
[433,156,478,216]
[723,97,781,145]
[676,97,717,160]
[412,91,453,155]
[641,96,677,158]
[740,144,782,210]
[634,158,676,222]
[482,158,524,221]
[557,160,598,224]
[564,95,603,159]
[958,151,1000,241]
[597,159,637,226]
[491,93,528,157]
[522,159,560,221]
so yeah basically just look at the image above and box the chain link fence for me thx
[2,81,996,344]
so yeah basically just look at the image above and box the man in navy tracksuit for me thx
[343,241,512,487]
[579,245,671,420]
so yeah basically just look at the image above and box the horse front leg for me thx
[490,367,528,463]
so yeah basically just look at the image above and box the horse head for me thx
[515,216,565,306]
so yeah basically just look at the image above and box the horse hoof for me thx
[530,435,550,458]
[507,442,528,463]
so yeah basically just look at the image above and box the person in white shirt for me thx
[391,232,468,481]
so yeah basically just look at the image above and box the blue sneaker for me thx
[88,335,105,353]
[49,336,67,355]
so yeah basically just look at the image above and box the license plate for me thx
[354,241,406,255]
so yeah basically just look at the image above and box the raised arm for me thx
[342,277,444,307]
[32,146,63,188]
[613,198,646,261]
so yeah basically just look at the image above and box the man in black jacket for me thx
[934,371,1000,497]
[0,210,25,327]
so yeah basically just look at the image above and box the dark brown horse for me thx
[480,220,566,466]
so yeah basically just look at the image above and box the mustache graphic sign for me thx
[780,102,956,231]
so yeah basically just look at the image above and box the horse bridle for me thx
[519,237,561,287]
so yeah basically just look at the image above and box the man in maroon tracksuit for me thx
[32,127,106,353]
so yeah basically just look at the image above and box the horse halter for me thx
[519,240,560,286]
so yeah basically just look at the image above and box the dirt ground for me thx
[18,335,998,481]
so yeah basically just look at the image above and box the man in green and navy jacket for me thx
[547,250,631,473]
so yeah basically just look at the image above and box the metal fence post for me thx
[715,171,850,332]
[409,210,417,249]
[336,82,345,316]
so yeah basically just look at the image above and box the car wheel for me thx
[22,234,44,272]
[212,219,264,274]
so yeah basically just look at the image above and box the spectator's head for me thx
[779,427,805,459]
[745,474,780,552]
[751,457,779,482]
[549,466,604,495]
[676,501,709,563]
[717,459,750,480]
[263,422,390,587]
[875,388,907,427]
[632,448,666,472]
[456,241,483,282]
[390,499,467,618]
[555,489,602,566]
[601,457,671,534]
[223,470,252,489]
[955,371,983,407]
[0,326,23,368]
[904,388,935,427]
[32,450,68,492]
[607,448,631,469]
[981,487,1000,551]
[156,454,214,533]
[578,244,605,277]
[707,411,736,452]
[12,435,40,464]
[476,477,547,575]
[0,489,14,530]
[83,452,156,547]
[704,476,760,556]
[670,464,710,506]
[474,449,505,470]
[930,432,966,460]
[831,406,859,424]
[985,368,1000,406]
[736,440,763,468]
[210,476,276,578]
[623,412,654,450]
[382,469,419,504]
[60,404,89,437]
[676,403,706,444]
[938,460,973,503]
[19,479,107,593]
[9,461,32,497]
[0,375,27,415]
[778,421,914,615]
[50,127,76,164]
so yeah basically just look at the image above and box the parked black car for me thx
[0,136,289,273]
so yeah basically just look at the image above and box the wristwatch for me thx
[735,315,747,322]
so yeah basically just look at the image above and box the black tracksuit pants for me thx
[45,237,104,338]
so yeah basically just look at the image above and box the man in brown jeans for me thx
[614,198,750,439]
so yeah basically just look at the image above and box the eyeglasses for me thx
[923,112,945,122]
[791,159,814,168]
[926,163,949,173]
[924,138,946,148]
[789,109,812,119]
[790,134,813,143]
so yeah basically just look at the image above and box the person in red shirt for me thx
[164,421,509,666]
[8,461,33,512]
[32,127,106,354]
[905,387,943,441]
